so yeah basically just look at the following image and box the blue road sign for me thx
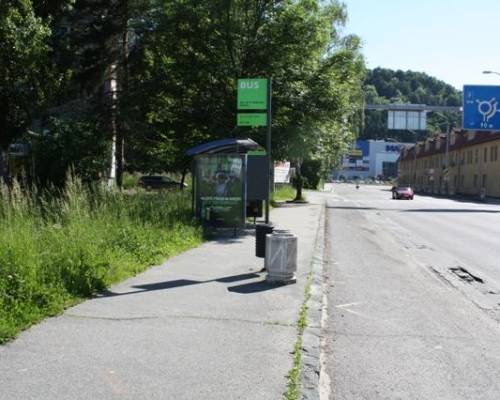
[463,85,500,131]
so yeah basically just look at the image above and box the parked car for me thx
[138,175,186,190]
[392,186,414,200]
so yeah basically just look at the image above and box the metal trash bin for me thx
[256,223,274,258]
[265,233,297,283]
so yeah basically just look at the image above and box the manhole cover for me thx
[449,267,484,284]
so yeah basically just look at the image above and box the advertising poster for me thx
[196,154,246,227]
[274,161,291,183]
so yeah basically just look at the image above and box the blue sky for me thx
[340,0,500,90]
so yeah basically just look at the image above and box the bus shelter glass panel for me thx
[195,154,246,227]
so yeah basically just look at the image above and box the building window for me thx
[467,151,472,164]
[491,147,494,162]
[473,174,477,187]
[382,162,397,178]
[461,175,465,186]
[475,149,479,164]
[482,174,487,188]
[454,175,457,187]
[484,147,488,163]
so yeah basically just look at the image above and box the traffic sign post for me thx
[463,85,500,131]
[266,78,272,224]
[237,78,272,223]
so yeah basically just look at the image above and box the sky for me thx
[340,0,500,90]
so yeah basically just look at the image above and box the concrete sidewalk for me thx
[0,197,323,400]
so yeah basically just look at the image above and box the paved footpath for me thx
[0,198,323,400]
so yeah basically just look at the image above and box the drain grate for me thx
[449,267,484,284]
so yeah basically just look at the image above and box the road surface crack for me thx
[65,313,294,327]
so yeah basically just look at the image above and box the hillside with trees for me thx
[362,68,462,143]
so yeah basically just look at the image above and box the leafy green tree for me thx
[37,0,156,187]
[31,117,110,186]
[0,0,50,182]
[127,0,365,197]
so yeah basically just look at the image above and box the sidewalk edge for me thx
[300,201,328,400]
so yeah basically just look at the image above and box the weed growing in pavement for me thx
[284,272,312,400]
[0,177,202,343]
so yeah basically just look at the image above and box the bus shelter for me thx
[186,138,269,228]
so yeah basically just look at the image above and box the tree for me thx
[0,0,50,182]
[127,0,365,199]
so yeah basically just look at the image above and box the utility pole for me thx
[409,129,418,187]
[444,121,450,194]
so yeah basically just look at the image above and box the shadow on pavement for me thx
[202,226,256,244]
[227,281,287,294]
[98,272,275,297]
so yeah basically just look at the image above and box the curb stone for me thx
[300,202,327,400]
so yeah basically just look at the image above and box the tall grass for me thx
[271,184,298,204]
[0,177,202,343]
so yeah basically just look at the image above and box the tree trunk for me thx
[294,160,303,201]
[0,147,8,184]
[115,0,129,190]
[180,164,188,190]
[115,117,124,188]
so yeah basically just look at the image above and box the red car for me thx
[392,186,414,200]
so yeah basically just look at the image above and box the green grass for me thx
[122,172,140,190]
[0,177,202,343]
[271,184,297,204]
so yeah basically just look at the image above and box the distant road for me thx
[323,183,500,400]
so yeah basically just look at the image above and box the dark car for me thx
[138,175,186,190]
[392,186,414,200]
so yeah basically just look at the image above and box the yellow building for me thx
[399,130,500,198]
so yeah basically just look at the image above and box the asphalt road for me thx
[323,183,500,400]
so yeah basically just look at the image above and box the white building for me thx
[334,139,413,180]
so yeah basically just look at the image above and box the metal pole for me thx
[265,77,272,224]
[445,122,450,194]
[412,130,417,188]
[413,144,417,187]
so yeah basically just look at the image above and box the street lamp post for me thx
[409,130,418,187]
[444,121,450,194]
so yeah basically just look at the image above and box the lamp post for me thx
[409,129,418,188]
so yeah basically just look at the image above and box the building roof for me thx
[400,130,500,161]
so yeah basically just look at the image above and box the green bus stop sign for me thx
[237,113,267,127]
[237,79,268,110]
